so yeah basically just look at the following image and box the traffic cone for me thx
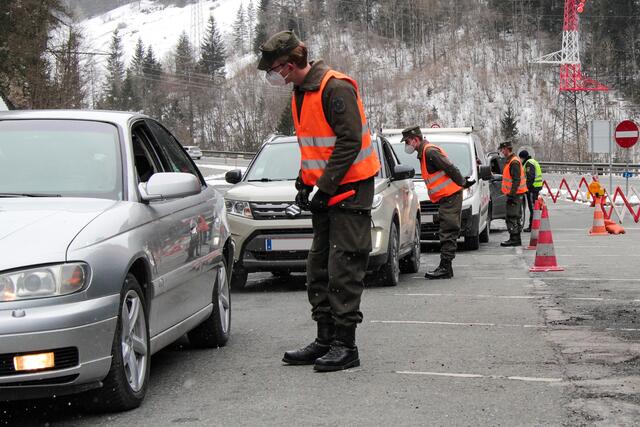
[525,198,542,250]
[530,203,563,272]
[588,197,608,236]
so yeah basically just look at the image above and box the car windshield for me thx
[0,119,122,199]
[391,141,472,179]
[245,141,299,181]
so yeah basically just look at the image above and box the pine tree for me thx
[53,28,85,108]
[500,102,519,143]
[253,0,270,54]
[141,45,163,117]
[174,32,195,80]
[246,0,256,54]
[130,38,145,76]
[101,29,125,109]
[233,3,247,54]
[199,15,226,80]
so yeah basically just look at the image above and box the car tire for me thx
[230,265,248,291]
[188,259,231,348]
[400,219,421,274]
[91,274,150,412]
[380,221,400,287]
[464,232,480,250]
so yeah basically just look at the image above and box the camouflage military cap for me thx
[498,141,513,150]
[257,30,301,71]
[401,125,423,142]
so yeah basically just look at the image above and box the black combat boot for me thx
[424,259,453,279]
[283,321,334,365]
[314,325,360,372]
[500,234,522,247]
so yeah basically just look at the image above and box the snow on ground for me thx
[80,0,240,66]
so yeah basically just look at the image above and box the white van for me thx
[384,127,493,250]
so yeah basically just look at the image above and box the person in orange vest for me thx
[402,126,475,279]
[257,30,380,372]
[498,141,527,246]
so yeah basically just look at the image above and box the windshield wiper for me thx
[0,193,63,198]
[247,178,290,182]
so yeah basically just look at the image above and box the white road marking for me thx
[371,320,541,328]
[395,293,633,303]
[396,371,563,383]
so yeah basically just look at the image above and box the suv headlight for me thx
[0,263,90,302]
[225,199,253,218]
[372,194,383,209]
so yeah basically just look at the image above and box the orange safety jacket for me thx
[501,156,527,195]
[420,144,462,203]
[292,70,380,187]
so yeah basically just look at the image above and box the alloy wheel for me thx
[121,290,148,393]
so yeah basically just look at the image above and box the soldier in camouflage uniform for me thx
[258,31,380,372]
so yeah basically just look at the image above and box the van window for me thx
[391,141,472,178]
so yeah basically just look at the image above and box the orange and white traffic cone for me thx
[525,198,542,250]
[588,197,608,236]
[530,203,564,272]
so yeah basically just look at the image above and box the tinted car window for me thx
[245,141,299,181]
[391,141,472,178]
[0,119,122,199]
[146,120,201,180]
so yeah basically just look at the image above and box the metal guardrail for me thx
[540,161,640,175]
[201,150,256,160]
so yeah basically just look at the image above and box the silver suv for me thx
[224,134,421,289]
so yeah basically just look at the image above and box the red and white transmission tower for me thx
[190,0,204,58]
[533,0,608,161]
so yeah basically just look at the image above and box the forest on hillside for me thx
[1,0,639,160]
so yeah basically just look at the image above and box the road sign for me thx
[615,120,639,148]
[623,171,634,179]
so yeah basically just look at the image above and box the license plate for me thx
[266,238,312,251]
[421,214,434,223]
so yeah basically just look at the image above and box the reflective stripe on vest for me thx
[501,156,527,195]
[420,144,462,203]
[524,158,543,188]
[292,70,380,186]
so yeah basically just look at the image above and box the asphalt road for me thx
[2,188,639,426]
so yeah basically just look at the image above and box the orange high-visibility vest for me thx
[292,70,380,187]
[501,156,527,195]
[420,144,462,203]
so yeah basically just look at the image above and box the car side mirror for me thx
[478,165,492,181]
[391,164,415,181]
[139,172,201,202]
[225,169,242,184]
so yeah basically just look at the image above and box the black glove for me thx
[295,187,311,210]
[295,175,311,192]
[309,190,331,213]
[463,177,476,189]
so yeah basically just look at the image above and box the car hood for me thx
[226,178,387,202]
[0,198,117,271]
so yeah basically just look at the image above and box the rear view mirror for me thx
[392,164,415,181]
[478,165,492,181]
[225,169,242,184]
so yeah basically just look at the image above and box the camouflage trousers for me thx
[306,208,372,327]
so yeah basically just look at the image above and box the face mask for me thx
[265,65,291,87]
[404,143,415,154]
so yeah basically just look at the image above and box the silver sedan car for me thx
[0,110,233,411]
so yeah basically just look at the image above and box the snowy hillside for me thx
[80,0,240,65]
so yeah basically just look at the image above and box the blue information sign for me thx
[623,171,634,178]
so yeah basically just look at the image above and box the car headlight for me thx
[0,263,89,302]
[225,199,253,218]
[372,194,383,209]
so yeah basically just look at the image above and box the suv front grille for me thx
[251,202,312,220]
[420,200,438,214]
[0,347,78,377]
